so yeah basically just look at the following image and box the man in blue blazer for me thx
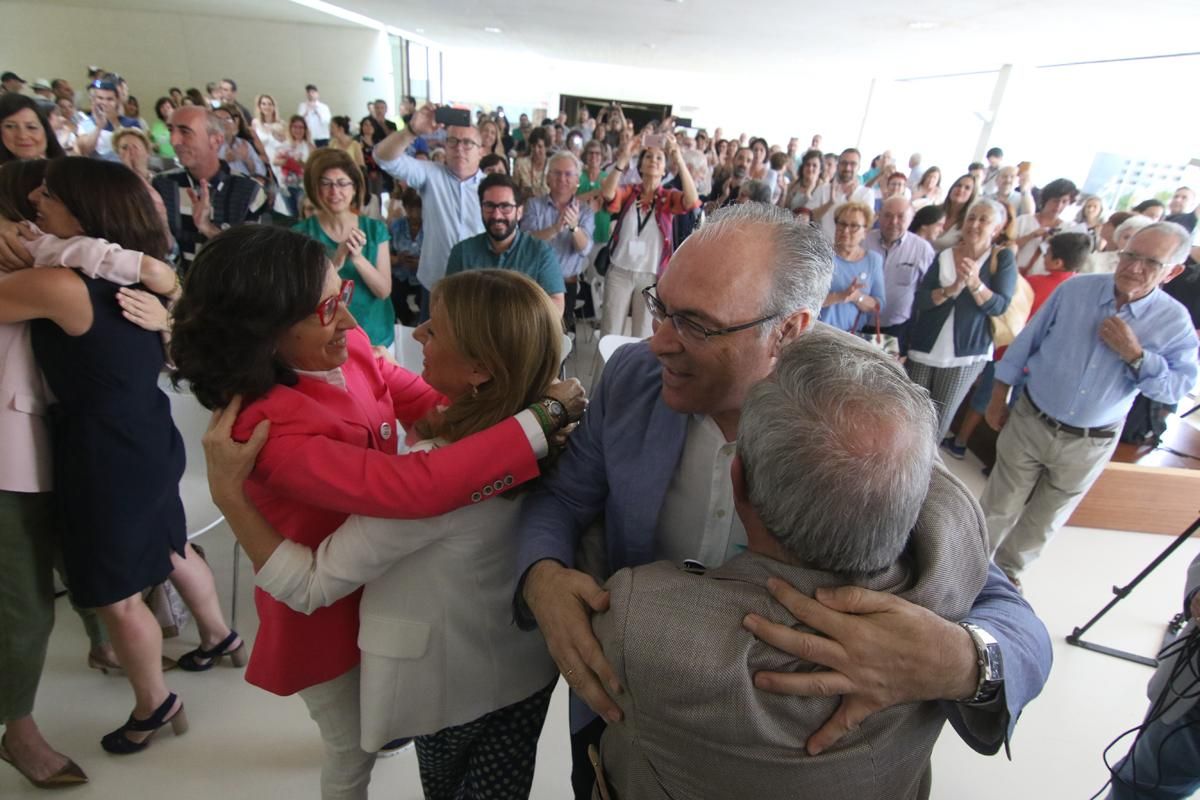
[514,203,1053,798]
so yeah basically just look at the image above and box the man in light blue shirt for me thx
[865,196,935,353]
[375,104,485,321]
[521,151,594,328]
[981,222,1199,585]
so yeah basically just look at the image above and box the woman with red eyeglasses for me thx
[170,225,585,800]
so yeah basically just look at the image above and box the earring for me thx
[471,384,479,398]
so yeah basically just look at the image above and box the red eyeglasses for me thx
[316,279,354,325]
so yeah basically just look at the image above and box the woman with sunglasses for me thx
[170,226,584,800]
[292,148,394,347]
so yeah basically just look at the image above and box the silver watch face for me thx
[547,400,565,417]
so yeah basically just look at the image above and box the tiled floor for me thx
[6,348,1198,798]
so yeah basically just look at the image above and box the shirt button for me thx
[483,485,494,497]
[715,509,726,519]
[493,480,505,491]
[504,475,514,486]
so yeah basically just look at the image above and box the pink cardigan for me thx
[0,231,143,492]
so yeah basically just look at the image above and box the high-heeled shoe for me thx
[101,693,188,755]
[176,630,247,672]
[0,734,89,788]
[87,649,178,675]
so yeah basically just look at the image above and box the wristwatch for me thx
[959,623,1004,705]
[1127,354,1145,374]
[568,225,578,233]
[538,397,568,430]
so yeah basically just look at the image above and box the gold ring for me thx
[564,668,575,678]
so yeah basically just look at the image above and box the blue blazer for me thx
[515,341,1052,752]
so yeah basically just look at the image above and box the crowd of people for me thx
[1,62,1200,800]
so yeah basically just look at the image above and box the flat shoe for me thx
[88,652,178,675]
[0,733,89,788]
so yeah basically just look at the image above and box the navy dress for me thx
[31,273,186,608]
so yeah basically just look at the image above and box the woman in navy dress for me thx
[0,158,239,755]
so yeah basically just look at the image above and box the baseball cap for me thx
[32,78,51,91]
[2,71,25,84]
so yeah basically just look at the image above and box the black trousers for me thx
[570,716,607,800]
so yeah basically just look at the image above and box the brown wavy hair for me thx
[303,147,365,214]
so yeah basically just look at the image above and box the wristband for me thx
[527,402,554,436]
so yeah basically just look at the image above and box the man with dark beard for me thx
[444,173,565,310]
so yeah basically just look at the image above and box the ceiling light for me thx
[484,26,502,34]
[908,21,938,30]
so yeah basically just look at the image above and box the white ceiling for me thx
[39,0,1200,78]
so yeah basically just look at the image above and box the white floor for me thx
[5,340,1198,797]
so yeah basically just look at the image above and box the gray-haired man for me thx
[514,203,1052,799]
[592,325,989,799]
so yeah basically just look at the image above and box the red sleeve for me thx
[663,188,700,215]
[249,414,540,518]
[606,184,635,214]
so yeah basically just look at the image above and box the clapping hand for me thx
[560,201,581,232]
[186,181,215,237]
[844,277,865,304]
[955,255,980,291]
[1099,316,1143,363]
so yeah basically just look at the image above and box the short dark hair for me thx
[221,78,237,91]
[330,115,351,134]
[479,153,509,174]
[1040,178,1078,205]
[373,98,387,106]
[1132,198,1165,213]
[1106,210,1134,230]
[51,78,68,91]
[305,83,318,92]
[526,127,549,148]
[45,157,168,258]
[968,162,985,172]
[909,204,946,233]
[0,159,48,221]
[768,151,789,170]
[0,94,65,163]
[478,172,518,204]
[154,96,175,122]
[169,87,182,94]
[1046,232,1092,272]
[986,147,1003,159]
[403,95,416,105]
[170,226,329,410]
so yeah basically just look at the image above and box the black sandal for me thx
[101,693,188,755]
[177,631,247,672]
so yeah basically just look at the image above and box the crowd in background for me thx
[1,61,1200,800]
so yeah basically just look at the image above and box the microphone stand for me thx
[1066,516,1200,667]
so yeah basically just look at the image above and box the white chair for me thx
[160,375,237,624]
[393,324,424,373]
[599,334,641,363]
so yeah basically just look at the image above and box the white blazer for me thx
[256,451,557,750]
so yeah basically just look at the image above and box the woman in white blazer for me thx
[206,269,569,800]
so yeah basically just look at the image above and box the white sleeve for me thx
[255,516,444,614]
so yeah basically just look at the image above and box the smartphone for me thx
[434,106,471,127]
[643,133,665,149]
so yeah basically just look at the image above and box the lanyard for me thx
[635,195,655,236]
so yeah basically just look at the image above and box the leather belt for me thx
[1024,391,1118,440]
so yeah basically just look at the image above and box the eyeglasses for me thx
[316,279,354,326]
[481,201,518,214]
[548,170,579,179]
[444,136,480,150]
[835,221,865,231]
[1117,251,1167,272]
[642,286,777,343]
[319,179,356,190]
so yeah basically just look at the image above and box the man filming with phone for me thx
[375,103,485,321]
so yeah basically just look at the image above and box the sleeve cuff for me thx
[515,409,550,459]
[254,539,314,601]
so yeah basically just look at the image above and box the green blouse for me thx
[293,215,395,346]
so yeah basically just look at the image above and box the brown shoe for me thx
[87,649,178,675]
[0,734,88,789]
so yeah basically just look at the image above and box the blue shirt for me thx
[819,250,885,332]
[996,274,1198,428]
[519,195,595,279]
[444,231,565,298]
[375,153,484,290]
[865,230,935,326]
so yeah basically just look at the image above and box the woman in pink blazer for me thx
[170,226,583,800]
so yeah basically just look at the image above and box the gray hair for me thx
[966,196,1006,224]
[690,203,833,323]
[1114,213,1153,244]
[548,149,581,174]
[740,179,773,205]
[738,326,937,574]
[1132,221,1192,266]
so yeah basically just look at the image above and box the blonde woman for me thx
[275,115,313,216]
[204,269,570,800]
[479,117,506,159]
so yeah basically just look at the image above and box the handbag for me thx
[987,246,1034,348]
[855,311,900,358]
[593,242,611,277]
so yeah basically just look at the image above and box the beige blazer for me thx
[592,462,989,800]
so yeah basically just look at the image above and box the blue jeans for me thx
[1109,703,1200,799]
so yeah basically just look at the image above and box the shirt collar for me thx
[295,366,348,391]
[1101,274,1159,318]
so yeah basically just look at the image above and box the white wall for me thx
[0,1,394,124]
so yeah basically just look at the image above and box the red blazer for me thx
[232,327,540,696]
